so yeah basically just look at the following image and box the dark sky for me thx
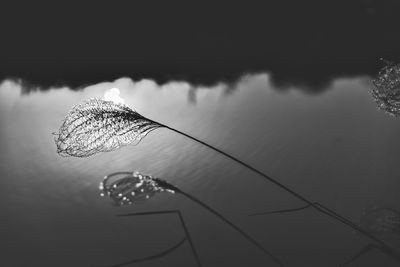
[1,0,400,90]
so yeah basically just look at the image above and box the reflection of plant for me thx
[249,203,318,217]
[96,171,284,267]
[250,204,400,266]
[371,59,400,116]
[56,98,397,261]
[342,207,400,266]
[99,171,175,206]
[92,210,200,267]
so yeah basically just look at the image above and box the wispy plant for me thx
[249,204,400,266]
[55,99,161,157]
[92,210,199,267]
[370,59,400,117]
[95,171,284,267]
[54,98,395,254]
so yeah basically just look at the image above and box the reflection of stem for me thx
[249,203,316,216]
[341,243,400,267]
[92,210,201,267]
[157,181,284,267]
[118,210,202,267]
[248,202,363,230]
[251,204,400,266]
[91,236,186,267]
[340,244,378,267]
[153,123,395,253]
[248,202,366,238]
[100,173,284,266]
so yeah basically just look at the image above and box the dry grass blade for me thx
[54,98,161,157]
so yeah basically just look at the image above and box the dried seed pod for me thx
[54,99,161,157]
[371,60,400,116]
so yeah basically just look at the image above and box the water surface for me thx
[1,74,400,266]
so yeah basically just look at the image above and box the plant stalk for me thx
[153,123,396,254]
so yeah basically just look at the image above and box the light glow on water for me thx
[103,87,125,104]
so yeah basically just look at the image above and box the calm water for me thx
[1,74,400,266]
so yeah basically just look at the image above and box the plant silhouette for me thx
[250,204,400,266]
[93,171,284,267]
[92,210,199,267]
[370,59,400,117]
[54,98,396,256]
[54,99,161,157]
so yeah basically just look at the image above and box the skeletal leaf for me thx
[371,60,400,116]
[100,171,175,206]
[54,98,162,157]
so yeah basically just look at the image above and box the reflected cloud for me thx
[2,71,376,114]
[4,69,377,98]
[0,80,21,114]
[103,88,125,104]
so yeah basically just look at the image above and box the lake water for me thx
[1,73,400,266]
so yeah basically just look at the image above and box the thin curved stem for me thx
[118,210,202,267]
[102,173,284,266]
[249,203,317,216]
[340,244,379,267]
[341,244,400,266]
[91,237,187,267]
[168,186,285,267]
[152,123,396,254]
[249,202,361,232]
